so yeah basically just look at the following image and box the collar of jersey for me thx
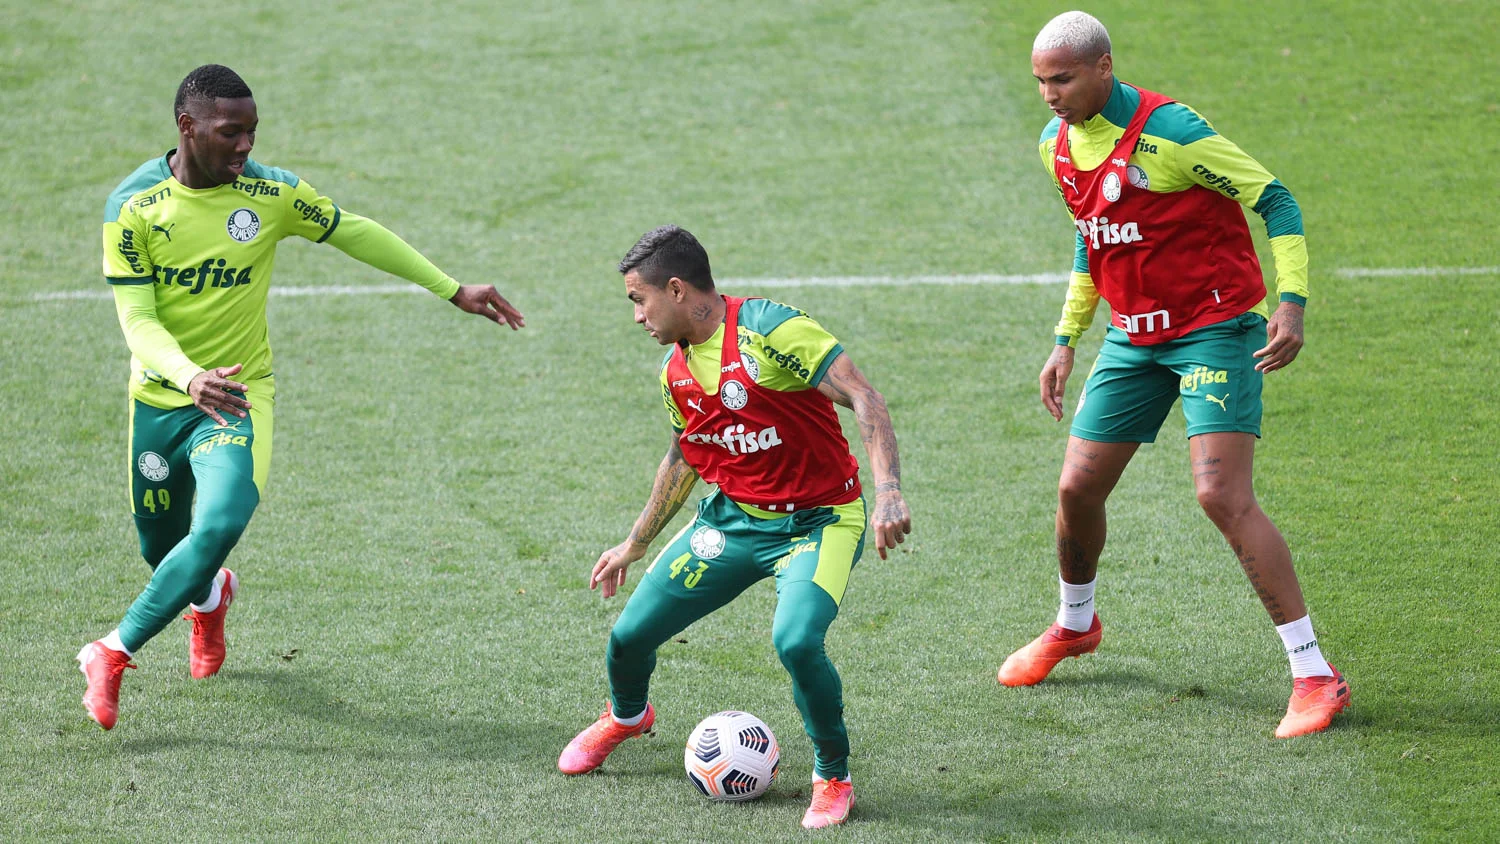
[156,149,240,196]
[683,321,727,360]
[1076,78,1139,138]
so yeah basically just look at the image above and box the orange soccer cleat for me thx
[557,703,656,775]
[184,568,238,679]
[801,776,856,829]
[1275,667,1350,738]
[78,640,136,730]
[997,615,1102,687]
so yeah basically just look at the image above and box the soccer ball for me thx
[684,711,780,802]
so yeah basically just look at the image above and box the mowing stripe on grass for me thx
[24,266,1500,303]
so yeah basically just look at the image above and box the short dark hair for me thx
[618,225,714,291]
[174,65,253,120]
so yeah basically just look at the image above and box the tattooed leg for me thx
[1190,432,1306,624]
[1055,437,1139,583]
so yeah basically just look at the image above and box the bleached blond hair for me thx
[1032,11,1111,59]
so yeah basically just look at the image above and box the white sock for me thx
[101,630,132,657]
[612,708,647,727]
[1275,615,1333,678]
[1056,576,1097,632]
[190,570,226,614]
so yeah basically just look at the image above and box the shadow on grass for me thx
[1341,695,1500,738]
[1028,667,1182,693]
[1034,665,1500,749]
[859,785,1297,840]
[1009,667,1275,715]
[119,666,572,765]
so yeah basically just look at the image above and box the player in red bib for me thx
[557,226,911,829]
[996,12,1348,739]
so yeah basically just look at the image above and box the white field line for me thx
[24,266,1500,302]
[29,284,418,301]
[732,272,1071,288]
[1332,266,1500,278]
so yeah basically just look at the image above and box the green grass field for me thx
[3,1,1497,840]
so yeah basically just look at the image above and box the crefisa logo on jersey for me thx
[690,526,726,559]
[231,180,281,198]
[1101,172,1122,202]
[721,353,760,382]
[685,424,784,456]
[226,208,260,242]
[117,230,146,274]
[138,451,169,482]
[1075,215,1143,250]
[1191,164,1241,197]
[720,379,749,410]
[293,198,333,229]
[761,345,812,381]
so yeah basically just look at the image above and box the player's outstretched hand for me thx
[871,488,912,560]
[188,364,251,426]
[1040,344,1075,421]
[1254,301,1305,373]
[591,540,648,599]
[450,284,526,329]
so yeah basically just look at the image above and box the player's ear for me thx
[1097,52,1113,78]
[176,110,194,137]
[668,277,686,301]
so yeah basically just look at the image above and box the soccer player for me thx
[997,12,1349,738]
[557,226,911,829]
[80,65,525,730]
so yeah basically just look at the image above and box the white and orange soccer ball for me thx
[684,711,780,801]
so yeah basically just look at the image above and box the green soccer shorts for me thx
[642,489,867,607]
[129,377,275,523]
[1071,313,1267,443]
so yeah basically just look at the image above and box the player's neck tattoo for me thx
[682,297,726,345]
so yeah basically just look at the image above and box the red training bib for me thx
[1054,87,1267,345]
[665,296,860,511]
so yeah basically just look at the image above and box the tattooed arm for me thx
[590,437,700,598]
[817,353,912,559]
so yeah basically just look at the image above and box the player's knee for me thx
[773,625,826,672]
[607,625,652,665]
[1058,473,1107,512]
[137,532,177,568]
[1195,484,1256,531]
[135,513,190,567]
[192,518,247,560]
[191,501,256,559]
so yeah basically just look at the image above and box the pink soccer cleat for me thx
[558,703,656,775]
[185,568,238,679]
[78,640,136,730]
[1276,666,1350,738]
[801,776,855,829]
[998,615,1102,687]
